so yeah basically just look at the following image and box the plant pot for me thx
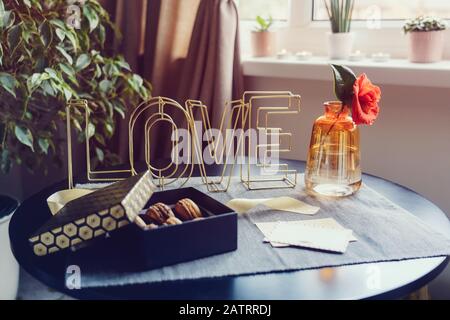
[251,31,276,57]
[408,30,445,63]
[327,32,354,60]
[0,195,19,300]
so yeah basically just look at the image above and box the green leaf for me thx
[56,46,73,65]
[55,28,66,42]
[112,99,126,119]
[27,73,43,92]
[330,64,357,106]
[59,63,78,85]
[256,16,267,30]
[39,20,52,47]
[0,72,17,98]
[116,59,131,71]
[75,53,91,71]
[98,24,105,46]
[38,138,49,154]
[14,125,34,151]
[95,147,104,162]
[50,19,66,29]
[63,87,72,101]
[64,30,78,52]
[7,24,21,51]
[83,5,100,33]
[41,80,57,97]
[127,74,143,93]
[23,0,31,8]
[87,122,95,139]
[99,79,112,93]
[0,9,13,30]
[0,149,11,173]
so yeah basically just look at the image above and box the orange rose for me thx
[351,74,381,125]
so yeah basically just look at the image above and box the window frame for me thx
[238,0,450,60]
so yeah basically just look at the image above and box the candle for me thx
[276,49,290,60]
[349,50,365,61]
[371,52,390,62]
[295,51,313,61]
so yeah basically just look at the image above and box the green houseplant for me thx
[251,15,275,57]
[0,0,151,174]
[323,0,355,59]
[403,16,447,63]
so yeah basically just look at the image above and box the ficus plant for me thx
[0,0,151,174]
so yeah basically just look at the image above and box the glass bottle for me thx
[304,101,361,197]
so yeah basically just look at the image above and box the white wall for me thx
[244,76,450,216]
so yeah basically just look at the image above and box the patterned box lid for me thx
[29,171,155,256]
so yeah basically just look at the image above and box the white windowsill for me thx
[242,57,450,89]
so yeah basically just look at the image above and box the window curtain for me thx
[100,0,243,161]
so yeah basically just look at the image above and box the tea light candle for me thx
[349,50,365,61]
[371,52,390,62]
[295,51,313,61]
[276,49,290,60]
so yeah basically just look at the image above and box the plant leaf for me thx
[75,53,91,71]
[56,46,73,65]
[55,28,66,42]
[39,20,52,47]
[83,5,99,33]
[0,72,17,97]
[7,24,21,51]
[38,138,49,154]
[95,147,104,162]
[330,64,357,105]
[99,79,112,93]
[14,125,34,151]
[0,149,11,173]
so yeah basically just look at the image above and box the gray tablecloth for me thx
[76,177,450,288]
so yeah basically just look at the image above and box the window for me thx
[236,0,290,21]
[313,0,450,21]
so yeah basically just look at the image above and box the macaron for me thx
[174,198,202,221]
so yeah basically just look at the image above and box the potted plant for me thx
[0,0,151,298]
[403,16,447,63]
[251,15,275,57]
[324,0,355,60]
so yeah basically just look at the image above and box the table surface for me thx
[9,160,450,300]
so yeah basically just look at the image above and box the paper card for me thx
[267,222,352,253]
[255,218,357,248]
[226,197,320,215]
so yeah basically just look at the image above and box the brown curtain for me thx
[101,0,243,161]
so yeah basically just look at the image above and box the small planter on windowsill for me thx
[404,16,448,63]
[251,15,276,57]
[324,0,355,60]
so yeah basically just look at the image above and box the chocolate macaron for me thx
[145,202,175,225]
[174,198,202,221]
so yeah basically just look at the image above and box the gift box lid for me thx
[29,171,156,256]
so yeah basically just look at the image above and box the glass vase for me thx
[304,101,362,197]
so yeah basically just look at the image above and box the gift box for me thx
[29,171,155,256]
[70,187,238,271]
[29,171,238,270]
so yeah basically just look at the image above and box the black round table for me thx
[9,160,450,300]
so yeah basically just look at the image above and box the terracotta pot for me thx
[327,32,354,60]
[251,31,276,57]
[408,30,445,63]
